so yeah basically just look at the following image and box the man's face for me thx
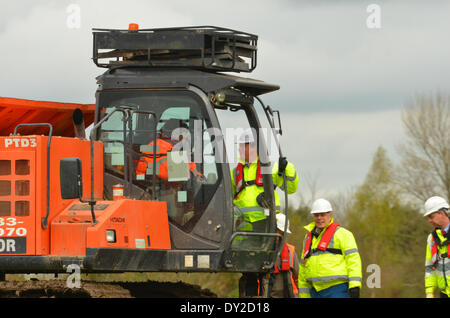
[239,142,257,163]
[427,210,449,229]
[313,212,332,230]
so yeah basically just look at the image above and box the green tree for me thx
[346,146,428,297]
[287,204,311,253]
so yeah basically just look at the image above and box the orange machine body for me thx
[51,199,171,256]
[0,135,171,257]
[0,97,171,265]
[0,135,103,255]
[0,97,95,137]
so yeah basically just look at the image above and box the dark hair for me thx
[438,208,450,219]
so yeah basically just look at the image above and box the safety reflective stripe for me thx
[306,275,349,283]
[298,288,311,294]
[285,172,297,181]
[434,268,450,278]
[344,248,359,256]
[432,258,450,272]
[308,249,342,257]
[425,258,450,274]
[236,206,265,213]
[280,172,298,190]
[425,259,435,267]
[235,205,281,213]
[348,277,363,282]
[425,265,435,277]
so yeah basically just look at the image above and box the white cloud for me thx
[0,1,444,196]
[1,1,449,108]
[215,108,405,196]
[277,109,404,193]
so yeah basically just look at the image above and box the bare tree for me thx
[291,170,354,223]
[295,170,321,209]
[396,92,450,202]
[329,186,356,226]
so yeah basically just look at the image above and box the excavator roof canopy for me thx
[96,67,279,96]
[93,25,258,73]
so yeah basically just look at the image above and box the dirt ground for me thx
[0,280,217,298]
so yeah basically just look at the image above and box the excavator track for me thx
[0,280,217,298]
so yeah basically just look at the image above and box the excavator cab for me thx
[92,26,285,274]
[0,26,291,296]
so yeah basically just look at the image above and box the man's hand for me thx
[195,174,206,183]
[257,192,271,209]
[278,157,288,175]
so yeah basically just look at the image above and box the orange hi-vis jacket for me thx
[136,137,198,181]
[273,242,299,296]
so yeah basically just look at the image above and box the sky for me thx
[1,0,449,207]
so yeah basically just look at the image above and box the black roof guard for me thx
[92,26,258,73]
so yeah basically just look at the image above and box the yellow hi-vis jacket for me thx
[425,229,450,297]
[231,159,298,224]
[298,219,362,297]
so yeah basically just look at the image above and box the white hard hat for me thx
[424,196,449,217]
[237,128,255,144]
[311,198,333,214]
[276,213,291,233]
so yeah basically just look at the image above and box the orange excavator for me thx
[0,25,290,296]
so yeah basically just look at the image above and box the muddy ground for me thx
[0,280,217,298]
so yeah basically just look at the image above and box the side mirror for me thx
[60,158,83,199]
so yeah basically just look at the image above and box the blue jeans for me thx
[310,283,349,298]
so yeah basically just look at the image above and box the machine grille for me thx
[0,159,31,216]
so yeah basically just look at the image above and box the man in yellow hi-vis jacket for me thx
[232,128,299,297]
[299,198,362,298]
[423,196,450,298]
[231,128,299,234]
